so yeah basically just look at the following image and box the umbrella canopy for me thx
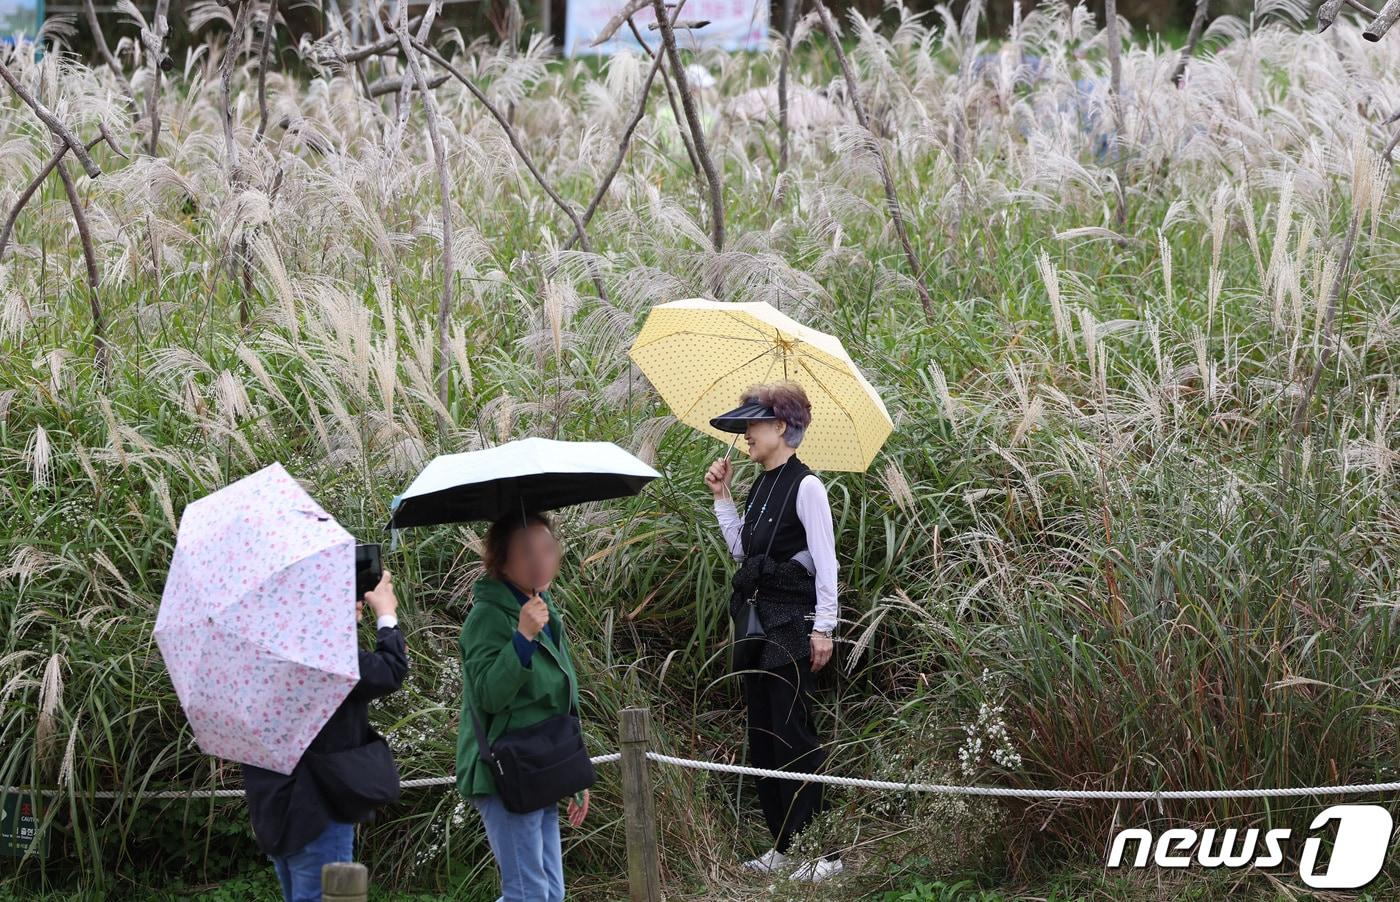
[628,298,893,472]
[155,462,360,775]
[387,437,661,528]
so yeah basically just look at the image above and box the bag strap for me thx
[468,696,499,772]
[468,683,581,770]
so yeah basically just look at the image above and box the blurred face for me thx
[743,419,788,462]
[503,522,562,592]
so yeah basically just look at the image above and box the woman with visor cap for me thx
[703,380,843,883]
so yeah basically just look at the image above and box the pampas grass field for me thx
[2,0,1399,897]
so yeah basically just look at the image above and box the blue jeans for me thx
[270,820,354,902]
[471,794,565,902]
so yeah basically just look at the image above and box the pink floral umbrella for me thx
[155,462,360,775]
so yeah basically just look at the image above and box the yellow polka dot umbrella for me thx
[628,298,893,472]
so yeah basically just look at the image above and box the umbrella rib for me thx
[721,309,782,342]
[794,347,889,412]
[796,357,868,463]
[629,328,773,355]
[677,345,783,420]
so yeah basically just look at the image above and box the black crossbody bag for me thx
[730,477,801,673]
[468,649,596,814]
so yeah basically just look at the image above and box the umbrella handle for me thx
[717,433,742,501]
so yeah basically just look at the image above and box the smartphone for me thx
[355,543,382,599]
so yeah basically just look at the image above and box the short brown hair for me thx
[741,381,812,446]
[482,511,554,579]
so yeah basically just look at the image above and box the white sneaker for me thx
[742,848,789,873]
[789,857,844,883]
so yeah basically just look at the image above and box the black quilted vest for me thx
[731,456,818,670]
[740,456,812,562]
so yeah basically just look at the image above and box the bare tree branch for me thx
[1173,0,1209,86]
[336,17,422,63]
[395,13,456,426]
[777,0,796,177]
[813,1,936,320]
[563,7,685,252]
[1363,0,1400,40]
[650,0,725,253]
[0,60,102,178]
[1383,125,1400,162]
[56,156,109,376]
[1105,0,1126,229]
[221,0,256,177]
[1318,0,1348,31]
[625,15,701,182]
[0,135,105,262]
[367,72,448,97]
[589,0,651,46]
[412,38,611,302]
[83,0,137,105]
[646,19,708,29]
[255,0,281,142]
[144,0,173,155]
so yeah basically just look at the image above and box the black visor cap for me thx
[709,400,779,433]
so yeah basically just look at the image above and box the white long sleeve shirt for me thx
[713,474,839,633]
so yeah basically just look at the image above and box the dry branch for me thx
[56,157,109,376]
[646,19,709,29]
[777,0,796,176]
[625,15,701,181]
[563,7,684,251]
[367,72,448,97]
[1173,0,1208,85]
[0,60,102,178]
[411,39,611,302]
[1318,0,1347,31]
[83,0,137,105]
[813,1,936,320]
[650,0,725,253]
[1104,0,1126,229]
[395,16,456,426]
[1363,0,1400,40]
[1384,126,1400,162]
[338,18,422,63]
[221,0,256,176]
[0,135,106,262]
[255,0,281,141]
[145,0,172,154]
[590,0,651,46]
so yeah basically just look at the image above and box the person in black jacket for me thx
[242,569,408,902]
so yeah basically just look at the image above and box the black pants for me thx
[743,658,827,855]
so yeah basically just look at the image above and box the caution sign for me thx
[0,792,45,857]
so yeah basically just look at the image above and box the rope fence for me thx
[7,708,1400,902]
[6,750,1400,802]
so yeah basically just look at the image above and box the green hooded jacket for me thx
[455,576,581,800]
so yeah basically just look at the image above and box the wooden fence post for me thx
[322,861,368,902]
[620,706,663,902]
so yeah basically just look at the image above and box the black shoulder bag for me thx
[730,476,801,673]
[305,729,402,823]
[468,661,596,814]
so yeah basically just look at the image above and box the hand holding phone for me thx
[355,543,383,598]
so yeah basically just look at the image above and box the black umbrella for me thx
[387,437,661,529]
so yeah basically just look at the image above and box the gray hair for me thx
[782,421,807,448]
